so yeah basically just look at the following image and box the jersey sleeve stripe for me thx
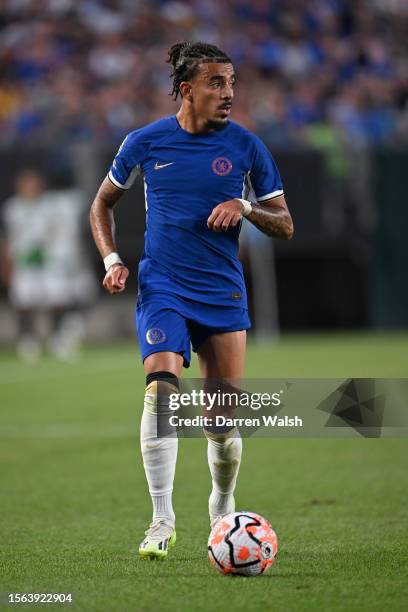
[257,189,284,202]
[108,171,127,189]
[108,165,140,190]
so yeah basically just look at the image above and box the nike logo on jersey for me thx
[154,162,175,170]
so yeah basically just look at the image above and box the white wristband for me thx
[104,252,123,272]
[237,198,253,217]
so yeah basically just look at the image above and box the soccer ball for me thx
[208,511,278,576]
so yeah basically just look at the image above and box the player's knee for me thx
[144,370,179,416]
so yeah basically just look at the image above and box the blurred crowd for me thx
[0,0,407,149]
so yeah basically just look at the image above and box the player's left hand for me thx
[207,199,245,232]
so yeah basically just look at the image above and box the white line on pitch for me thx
[0,359,139,385]
[0,424,136,438]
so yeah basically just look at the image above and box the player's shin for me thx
[204,427,242,525]
[140,372,179,526]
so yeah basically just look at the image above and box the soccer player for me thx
[1,169,95,361]
[89,41,293,559]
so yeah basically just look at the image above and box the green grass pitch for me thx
[1,333,408,611]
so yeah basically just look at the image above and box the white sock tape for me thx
[103,252,123,271]
[237,198,253,217]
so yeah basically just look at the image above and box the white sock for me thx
[140,380,178,525]
[206,429,242,517]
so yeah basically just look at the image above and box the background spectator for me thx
[0,168,96,361]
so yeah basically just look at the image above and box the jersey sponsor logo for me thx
[154,162,175,170]
[211,157,232,176]
[146,328,166,345]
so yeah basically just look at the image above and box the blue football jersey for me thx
[108,115,283,307]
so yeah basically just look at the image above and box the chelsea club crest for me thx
[211,157,232,176]
[146,328,166,345]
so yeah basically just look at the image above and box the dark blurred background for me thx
[0,0,407,350]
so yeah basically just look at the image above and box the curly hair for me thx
[167,41,232,100]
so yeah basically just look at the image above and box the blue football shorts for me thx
[136,292,251,368]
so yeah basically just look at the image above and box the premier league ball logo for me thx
[211,157,233,176]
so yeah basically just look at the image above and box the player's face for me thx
[15,171,45,200]
[190,62,235,127]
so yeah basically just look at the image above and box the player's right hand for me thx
[103,263,129,294]
[207,199,245,232]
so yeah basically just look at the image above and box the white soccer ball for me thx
[208,511,278,576]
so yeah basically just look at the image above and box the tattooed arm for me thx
[246,195,293,239]
[89,176,129,294]
[207,194,294,239]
